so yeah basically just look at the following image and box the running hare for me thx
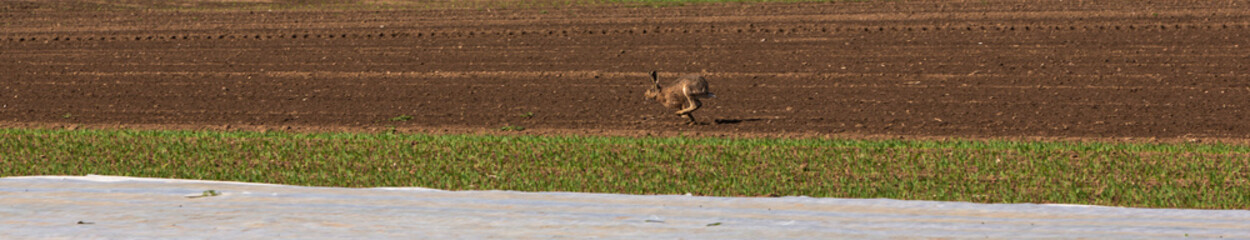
[645,71,715,124]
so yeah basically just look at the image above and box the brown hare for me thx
[645,71,715,124]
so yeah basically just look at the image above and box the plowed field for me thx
[4,0,1250,140]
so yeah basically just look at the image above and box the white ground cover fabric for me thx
[1,175,1248,239]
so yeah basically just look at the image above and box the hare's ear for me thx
[649,71,660,88]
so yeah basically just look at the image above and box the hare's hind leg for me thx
[676,95,702,124]
[675,89,703,116]
[675,101,701,115]
[676,100,702,123]
[683,113,697,123]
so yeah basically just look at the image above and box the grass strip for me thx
[2,127,1248,209]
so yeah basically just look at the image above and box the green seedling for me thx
[187,190,220,198]
[389,115,413,122]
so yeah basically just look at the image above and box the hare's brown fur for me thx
[645,71,715,123]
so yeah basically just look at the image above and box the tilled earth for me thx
[3,0,1250,140]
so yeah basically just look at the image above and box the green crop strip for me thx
[2,128,1248,209]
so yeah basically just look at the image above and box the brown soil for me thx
[3,0,1250,141]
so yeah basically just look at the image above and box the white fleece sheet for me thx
[1,175,1247,239]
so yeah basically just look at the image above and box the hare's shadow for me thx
[713,118,764,125]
